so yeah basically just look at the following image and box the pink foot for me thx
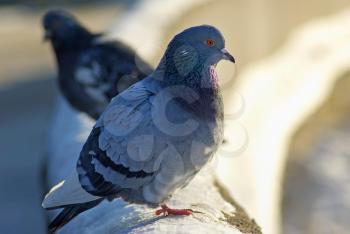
[155,204,193,216]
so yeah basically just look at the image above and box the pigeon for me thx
[42,9,153,119]
[42,25,235,233]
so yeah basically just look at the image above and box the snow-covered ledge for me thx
[45,0,261,233]
[217,8,350,234]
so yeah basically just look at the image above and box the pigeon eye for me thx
[206,39,215,47]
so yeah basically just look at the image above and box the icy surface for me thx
[47,96,94,186]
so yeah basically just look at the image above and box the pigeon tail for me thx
[42,171,100,209]
[48,198,103,233]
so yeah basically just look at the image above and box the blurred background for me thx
[1,0,350,233]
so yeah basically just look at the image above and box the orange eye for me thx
[206,39,215,47]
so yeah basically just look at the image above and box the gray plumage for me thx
[42,9,153,119]
[43,25,235,232]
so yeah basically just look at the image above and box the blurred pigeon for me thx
[42,25,235,233]
[43,9,153,119]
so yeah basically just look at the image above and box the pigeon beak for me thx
[221,48,235,63]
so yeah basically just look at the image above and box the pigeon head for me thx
[156,25,234,89]
[42,10,91,48]
[173,25,235,65]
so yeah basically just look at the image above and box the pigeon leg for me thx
[155,204,193,216]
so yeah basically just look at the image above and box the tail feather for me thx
[48,198,103,233]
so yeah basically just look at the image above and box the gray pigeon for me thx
[43,9,153,119]
[42,25,235,233]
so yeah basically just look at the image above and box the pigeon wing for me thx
[77,78,166,198]
[74,48,116,106]
[74,43,152,106]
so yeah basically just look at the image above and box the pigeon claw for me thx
[155,204,193,216]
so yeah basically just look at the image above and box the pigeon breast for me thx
[76,76,223,205]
